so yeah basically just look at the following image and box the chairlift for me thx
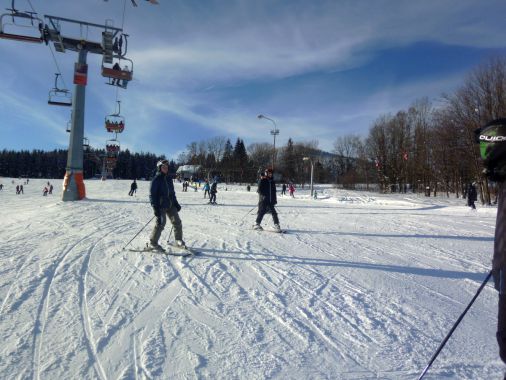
[48,73,72,106]
[106,139,120,156]
[0,1,43,43]
[66,111,72,132]
[105,156,117,167]
[83,137,90,150]
[105,101,125,133]
[102,56,133,88]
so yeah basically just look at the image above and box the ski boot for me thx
[149,241,165,252]
[175,240,187,249]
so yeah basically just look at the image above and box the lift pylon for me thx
[41,15,125,201]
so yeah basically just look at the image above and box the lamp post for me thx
[303,157,314,198]
[257,114,279,171]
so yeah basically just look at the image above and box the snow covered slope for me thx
[0,178,501,379]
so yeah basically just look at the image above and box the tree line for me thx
[331,57,506,203]
[0,149,166,180]
[2,56,504,202]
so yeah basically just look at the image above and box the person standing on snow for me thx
[467,182,478,209]
[281,183,287,196]
[288,183,295,198]
[254,168,281,232]
[149,160,185,251]
[476,119,506,368]
[129,179,138,196]
[203,180,210,199]
[209,180,218,204]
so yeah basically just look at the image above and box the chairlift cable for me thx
[26,0,37,14]
[121,0,127,30]
[48,43,68,90]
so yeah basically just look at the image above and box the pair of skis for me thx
[129,242,197,257]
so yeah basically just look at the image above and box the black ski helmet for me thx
[476,118,506,181]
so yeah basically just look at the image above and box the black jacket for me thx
[468,185,478,201]
[150,172,178,209]
[257,177,277,205]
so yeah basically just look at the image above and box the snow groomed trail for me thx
[0,179,501,379]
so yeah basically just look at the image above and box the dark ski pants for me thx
[150,206,183,244]
[204,190,209,198]
[210,193,216,203]
[256,203,279,225]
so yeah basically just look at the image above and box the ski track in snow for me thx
[0,179,503,379]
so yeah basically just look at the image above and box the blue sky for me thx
[1,0,506,160]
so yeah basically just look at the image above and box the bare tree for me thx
[207,136,227,162]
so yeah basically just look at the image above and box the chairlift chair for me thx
[102,57,133,87]
[106,139,120,156]
[0,2,43,43]
[48,73,72,106]
[83,137,90,151]
[105,156,117,167]
[104,101,125,133]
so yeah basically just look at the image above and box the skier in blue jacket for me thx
[149,160,185,250]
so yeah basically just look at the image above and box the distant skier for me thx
[476,119,506,367]
[253,168,281,232]
[129,179,138,196]
[149,160,185,251]
[49,184,53,194]
[203,180,210,198]
[209,180,217,204]
[467,182,478,209]
[281,183,287,196]
[288,183,295,198]
[16,185,19,194]
[43,187,48,196]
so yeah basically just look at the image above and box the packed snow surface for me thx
[0,178,502,379]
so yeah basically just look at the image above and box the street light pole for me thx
[257,114,279,171]
[303,157,314,198]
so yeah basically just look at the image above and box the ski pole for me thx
[166,226,174,244]
[122,215,155,251]
[418,270,492,379]
[239,206,257,222]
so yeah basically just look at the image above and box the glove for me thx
[175,201,181,212]
[153,207,161,217]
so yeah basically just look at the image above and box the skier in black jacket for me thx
[467,182,478,209]
[128,179,138,196]
[149,160,184,251]
[477,119,506,368]
[254,168,281,232]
